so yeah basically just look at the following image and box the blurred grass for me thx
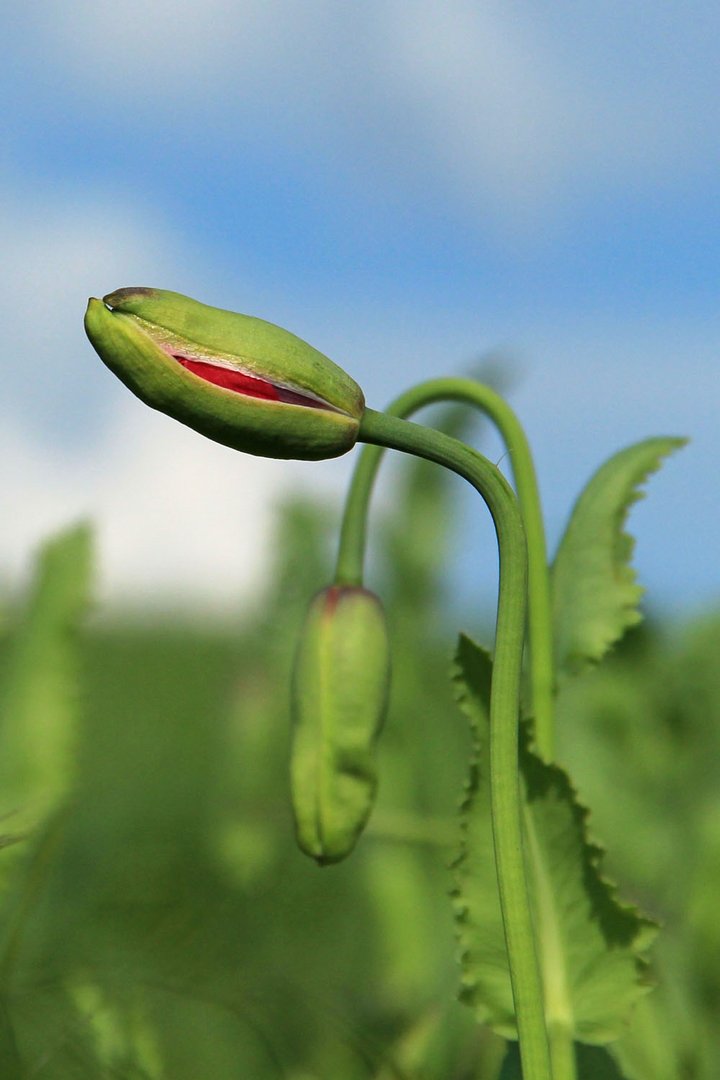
[0,399,717,1077]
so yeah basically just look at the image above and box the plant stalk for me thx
[336,378,555,759]
[358,407,552,1080]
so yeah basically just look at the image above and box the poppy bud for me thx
[84,288,364,460]
[291,586,390,864]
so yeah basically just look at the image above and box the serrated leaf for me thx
[551,437,686,678]
[451,634,656,1044]
[0,522,93,827]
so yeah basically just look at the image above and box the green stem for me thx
[358,408,552,1080]
[524,808,577,1080]
[336,378,555,760]
[548,1029,577,1080]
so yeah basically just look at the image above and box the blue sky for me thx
[1,2,718,615]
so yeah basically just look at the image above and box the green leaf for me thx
[0,523,93,827]
[451,634,656,1044]
[551,437,686,678]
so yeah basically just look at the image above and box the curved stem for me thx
[358,408,552,1080]
[335,378,555,760]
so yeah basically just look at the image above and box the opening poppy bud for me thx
[84,288,365,460]
[291,586,391,864]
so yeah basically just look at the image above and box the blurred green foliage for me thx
[0,408,717,1078]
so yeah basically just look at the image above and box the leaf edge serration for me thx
[449,633,658,1044]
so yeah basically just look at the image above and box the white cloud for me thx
[18,1,720,223]
[0,183,715,615]
[0,184,308,438]
[377,1,571,214]
[375,0,720,223]
[32,0,336,108]
[0,190,186,438]
[0,399,346,612]
[2,296,716,615]
[0,187,345,611]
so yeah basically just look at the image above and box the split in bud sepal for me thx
[84,288,364,460]
[291,585,390,864]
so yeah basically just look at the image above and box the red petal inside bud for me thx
[173,355,336,411]
[174,355,280,401]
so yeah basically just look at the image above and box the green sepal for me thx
[291,586,391,864]
[85,288,364,461]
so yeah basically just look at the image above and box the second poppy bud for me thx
[290,585,391,864]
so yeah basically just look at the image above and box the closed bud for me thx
[84,288,364,460]
[291,586,390,864]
